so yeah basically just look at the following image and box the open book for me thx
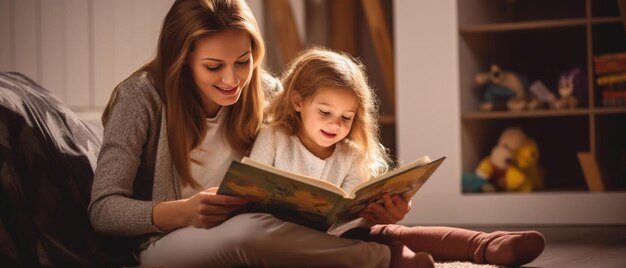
[217,155,446,231]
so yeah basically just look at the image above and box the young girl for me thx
[89,0,414,267]
[249,47,546,267]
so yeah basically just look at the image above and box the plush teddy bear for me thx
[475,64,528,111]
[469,127,544,192]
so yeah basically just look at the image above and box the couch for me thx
[0,72,136,267]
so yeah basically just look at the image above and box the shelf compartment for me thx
[592,23,626,56]
[458,0,585,26]
[461,117,590,191]
[595,113,626,190]
[591,0,622,17]
[460,27,588,113]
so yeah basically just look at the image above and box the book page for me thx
[242,157,349,197]
[338,156,446,220]
[349,155,432,195]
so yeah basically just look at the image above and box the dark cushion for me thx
[0,72,135,267]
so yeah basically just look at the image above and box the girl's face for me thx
[294,87,359,159]
[188,29,253,117]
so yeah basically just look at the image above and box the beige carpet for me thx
[436,262,499,268]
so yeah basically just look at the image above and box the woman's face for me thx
[188,29,253,117]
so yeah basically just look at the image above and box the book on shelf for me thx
[602,89,626,107]
[596,72,626,86]
[596,72,626,107]
[217,155,447,231]
[594,52,626,75]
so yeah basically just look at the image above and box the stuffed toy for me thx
[475,64,528,111]
[551,67,587,109]
[461,172,496,193]
[515,139,544,191]
[527,80,556,110]
[467,127,544,192]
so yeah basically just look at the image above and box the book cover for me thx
[218,156,446,231]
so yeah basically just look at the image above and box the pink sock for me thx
[368,225,545,266]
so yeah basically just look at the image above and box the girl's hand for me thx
[359,194,411,224]
[183,187,249,229]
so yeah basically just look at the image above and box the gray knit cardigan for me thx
[88,71,281,250]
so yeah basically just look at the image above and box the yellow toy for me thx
[516,139,544,191]
[475,127,544,192]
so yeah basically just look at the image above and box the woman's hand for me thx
[152,187,248,231]
[359,194,411,225]
[183,187,249,229]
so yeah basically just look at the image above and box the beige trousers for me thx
[140,213,390,267]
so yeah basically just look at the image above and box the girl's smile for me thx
[321,130,337,139]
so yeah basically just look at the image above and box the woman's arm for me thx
[89,76,163,236]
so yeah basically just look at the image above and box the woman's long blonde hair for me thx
[102,0,266,188]
[269,47,390,179]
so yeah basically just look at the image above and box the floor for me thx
[470,225,626,268]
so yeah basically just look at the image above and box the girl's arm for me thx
[360,194,412,224]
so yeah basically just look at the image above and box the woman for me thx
[89,0,414,266]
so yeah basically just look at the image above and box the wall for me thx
[0,0,174,117]
[394,0,466,225]
[0,0,266,120]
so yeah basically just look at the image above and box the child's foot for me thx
[480,231,546,266]
[389,241,434,268]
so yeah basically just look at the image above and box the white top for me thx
[249,126,367,192]
[181,107,243,199]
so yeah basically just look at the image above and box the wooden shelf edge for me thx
[459,17,622,33]
[459,18,587,33]
[590,17,623,25]
[461,190,626,196]
[460,107,626,119]
[593,106,626,115]
[461,108,591,120]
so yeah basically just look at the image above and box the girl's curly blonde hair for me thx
[268,47,391,179]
